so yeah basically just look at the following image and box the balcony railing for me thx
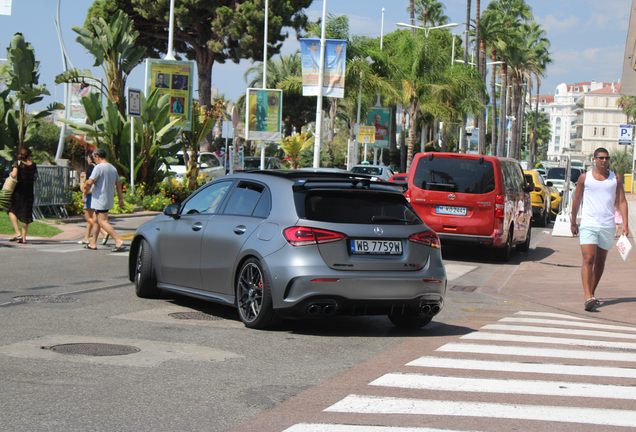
[570,131,582,140]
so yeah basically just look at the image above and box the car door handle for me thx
[234,225,247,235]
[191,222,203,231]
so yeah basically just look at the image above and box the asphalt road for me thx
[0,218,548,432]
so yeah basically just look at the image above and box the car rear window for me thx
[351,167,382,175]
[413,157,495,194]
[302,191,422,225]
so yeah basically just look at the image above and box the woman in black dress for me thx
[8,148,38,244]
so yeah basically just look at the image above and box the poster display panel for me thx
[245,88,282,141]
[300,38,346,98]
[367,107,391,148]
[146,58,194,130]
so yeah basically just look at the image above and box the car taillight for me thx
[404,189,411,202]
[409,230,441,249]
[495,194,504,219]
[283,226,347,247]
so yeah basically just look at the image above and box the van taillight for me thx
[495,195,504,219]
[409,230,441,249]
[283,226,347,246]
[404,189,411,202]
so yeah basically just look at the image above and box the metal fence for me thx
[33,166,75,219]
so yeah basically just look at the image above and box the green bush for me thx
[142,193,172,211]
[67,191,84,216]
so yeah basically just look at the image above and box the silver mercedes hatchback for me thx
[128,171,447,329]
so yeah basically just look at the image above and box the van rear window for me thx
[413,157,495,194]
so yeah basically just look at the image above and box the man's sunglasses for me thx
[596,156,610,161]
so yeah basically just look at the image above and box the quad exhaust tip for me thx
[306,303,338,316]
[420,302,441,316]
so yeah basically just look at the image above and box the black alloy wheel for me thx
[236,258,281,329]
[135,239,160,298]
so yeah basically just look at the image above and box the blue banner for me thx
[300,38,347,98]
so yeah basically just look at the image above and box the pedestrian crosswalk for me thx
[282,311,636,431]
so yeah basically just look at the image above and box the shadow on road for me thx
[164,292,477,338]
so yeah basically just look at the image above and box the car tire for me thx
[388,314,433,329]
[496,228,513,262]
[134,239,160,298]
[236,258,282,330]
[517,224,531,252]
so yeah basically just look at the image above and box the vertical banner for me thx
[145,58,194,130]
[69,79,100,123]
[367,107,391,148]
[300,38,347,98]
[245,88,282,141]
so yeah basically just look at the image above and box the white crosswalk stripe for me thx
[324,395,636,427]
[407,356,636,378]
[283,311,636,430]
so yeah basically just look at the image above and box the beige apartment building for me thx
[571,83,631,157]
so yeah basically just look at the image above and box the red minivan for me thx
[405,152,533,261]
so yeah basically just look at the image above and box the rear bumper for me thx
[438,232,502,247]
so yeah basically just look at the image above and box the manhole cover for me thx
[43,343,140,356]
[13,295,79,303]
[169,312,223,321]
[450,285,478,292]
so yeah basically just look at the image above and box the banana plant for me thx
[132,89,181,192]
[1,33,63,162]
[60,91,130,177]
[180,100,225,190]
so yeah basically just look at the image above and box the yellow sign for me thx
[358,126,376,143]
[146,59,194,130]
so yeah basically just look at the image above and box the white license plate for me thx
[350,239,402,255]
[437,205,467,215]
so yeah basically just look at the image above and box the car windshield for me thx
[351,167,382,175]
[412,157,495,194]
[243,158,261,169]
[302,191,422,225]
[547,168,580,183]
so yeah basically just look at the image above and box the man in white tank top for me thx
[570,148,629,311]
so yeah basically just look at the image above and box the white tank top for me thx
[581,171,617,228]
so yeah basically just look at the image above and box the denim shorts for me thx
[83,194,92,210]
[579,225,615,250]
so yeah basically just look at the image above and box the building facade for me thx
[572,83,630,157]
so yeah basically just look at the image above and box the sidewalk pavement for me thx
[0,211,160,244]
[488,196,636,326]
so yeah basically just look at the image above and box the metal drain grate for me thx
[13,295,79,303]
[43,343,140,356]
[169,312,224,321]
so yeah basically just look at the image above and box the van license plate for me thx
[437,205,467,215]
[350,240,402,255]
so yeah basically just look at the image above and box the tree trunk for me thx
[530,83,541,167]
[400,107,407,172]
[497,63,508,157]
[510,81,519,159]
[407,99,418,173]
[475,0,481,75]
[490,48,498,156]
[328,97,337,144]
[410,0,416,36]
[197,50,215,151]
[517,82,527,160]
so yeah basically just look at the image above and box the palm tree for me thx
[407,0,450,27]
[278,131,314,169]
[618,95,636,124]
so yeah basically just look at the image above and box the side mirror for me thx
[546,181,553,187]
[164,203,181,219]
[524,181,534,193]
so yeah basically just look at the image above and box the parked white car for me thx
[166,151,225,181]
[350,164,394,181]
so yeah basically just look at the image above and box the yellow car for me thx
[546,184,562,220]
[524,170,551,227]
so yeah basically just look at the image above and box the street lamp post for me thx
[396,22,461,37]
[313,0,328,168]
